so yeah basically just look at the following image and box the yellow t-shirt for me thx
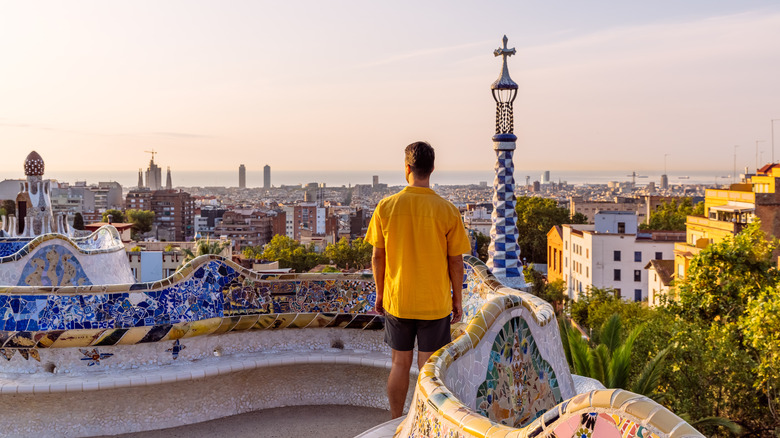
[364,186,472,320]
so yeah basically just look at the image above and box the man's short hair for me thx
[405,141,435,179]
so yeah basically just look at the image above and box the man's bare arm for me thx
[372,246,386,315]
[447,255,464,323]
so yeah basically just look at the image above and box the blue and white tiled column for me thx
[487,146,524,288]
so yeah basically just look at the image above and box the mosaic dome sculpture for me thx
[24,150,44,176]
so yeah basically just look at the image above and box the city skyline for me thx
[2,1,779,175]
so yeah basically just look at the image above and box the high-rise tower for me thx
[263,165,271,189]
[166,167,172,190]
[487,36,524,288]
[239,164,246,189]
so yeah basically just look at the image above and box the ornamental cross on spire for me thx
[493,35,516,60]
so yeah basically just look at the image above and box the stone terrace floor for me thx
[106,405,397,438]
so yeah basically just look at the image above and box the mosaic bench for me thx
[393,256,704,438]
[0,255,408,436]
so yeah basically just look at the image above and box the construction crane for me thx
[626,171,648,185]
[145,149,157,163]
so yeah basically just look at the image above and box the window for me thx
[565,257,568,267]
[586,248,589,258]
[614,269,621,281]
[634,251,641,262]
[615,289,622,299]
[634,289,642,302]
[565,241,568,249]
[613,250,621,261]
[655,252,663,260]
[586,266,589,278]
[618,222,626,233]
[634,270,641,282]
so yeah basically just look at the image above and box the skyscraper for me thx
[263,165,271,189]
[166,167,172,190]
[239,164,246,189]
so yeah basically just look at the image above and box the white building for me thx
[561,211,684,302]
[463,207,492,236]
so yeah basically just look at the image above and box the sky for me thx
[1,1,779,178]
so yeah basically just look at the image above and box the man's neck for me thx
[408,177,430,188]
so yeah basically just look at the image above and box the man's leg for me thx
[417,350,434,371]
[388,348,414,419]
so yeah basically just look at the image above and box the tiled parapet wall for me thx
[396,256,704,437]
[0,226,133,286]
[0,255,380,371]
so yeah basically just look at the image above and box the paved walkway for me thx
[109,405,393,438]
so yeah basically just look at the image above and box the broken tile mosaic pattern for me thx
[476,316,562,427]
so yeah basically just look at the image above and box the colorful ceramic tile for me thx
[475,316,562,428]
[167,339,185,360]
[79,348,113,366]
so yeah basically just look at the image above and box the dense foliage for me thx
[475,232,490,263]
[244,235,373,272]
[523,264,565,311]
[569,222,779,436]
[639,198,704,231]
[256,235,326,272]
[126,209,155,238]
[101,209,125,223]
[515,196,587,264]
[0,200,15,217]
[324,237,372,270]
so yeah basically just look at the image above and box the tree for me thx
[665,221,780,434]
[260,234,326,272]
[515,196,587,263]
[522,264,565,311]
[475,232,490,262]
[571,212,588,224]
[639,199,704,231]
[102,209,125,223]
[242,245,263,260]
[324,237,373,270]
[126,209,155,238]
[1,200,15,217]
[181,239,230,265]
[561,314,669,401]
[72,212,85,230]
[568,286,621,331]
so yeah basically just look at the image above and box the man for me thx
[364,141,471,419]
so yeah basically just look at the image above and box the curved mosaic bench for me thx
[0,254,381,362]
[395,256,704,438]
[0,226,132,286]
[0,254,399,436]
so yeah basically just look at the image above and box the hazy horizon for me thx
[10,168,735,189]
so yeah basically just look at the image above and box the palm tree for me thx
[181,238,230,265]
[560,315,742,434]
[560,314,669,400]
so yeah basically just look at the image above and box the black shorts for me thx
[384,314,451,352]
